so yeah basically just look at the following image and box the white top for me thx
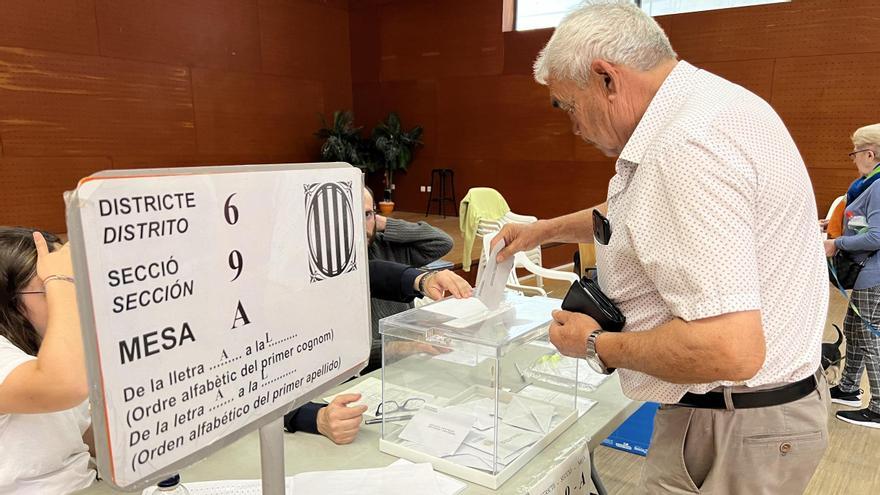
[0,336,96,495]
[597,61,828,404]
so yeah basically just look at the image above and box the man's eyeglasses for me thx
[375,397,426,417]
[849,149,873,158]
[365,209,376,220]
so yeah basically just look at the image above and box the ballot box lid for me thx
[379,293,560,356]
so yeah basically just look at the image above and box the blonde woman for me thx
[825,123,880,428]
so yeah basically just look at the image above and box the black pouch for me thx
[561,276,626,331]
[828,251,870,290]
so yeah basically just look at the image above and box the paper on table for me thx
[474,238,515,310]
[289,462,443,495]
[399,404,476,457]
[390,459,467,495]
[145,462,456,495]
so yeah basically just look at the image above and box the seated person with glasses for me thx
[0,227,96,494]
[284,259,471,444]
[363,186,454,373]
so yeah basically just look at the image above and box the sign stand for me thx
[259,419,285,495]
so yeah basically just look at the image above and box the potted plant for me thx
[371,112,423,215]
[315,111,377,172]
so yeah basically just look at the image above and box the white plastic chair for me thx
[480,231,578,297]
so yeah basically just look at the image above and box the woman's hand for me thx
[824,239,838,257]
[33,233,73,281]
[819,218,829,234]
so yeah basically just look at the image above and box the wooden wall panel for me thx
[0,0,353,231]
[0,157,111,232]
[0,47,196,157]
[379,0,503,82]
[771,54,880,173]
[378,1,442,81]
[666,0,880,63]
[349,6,382,84]
[95,0,262,72]
[437,75,574,162]
[502,29,550,76]
[112,154,303,170]
[259,0,353,111]
[0,0,99,55]
[192,69,323,157]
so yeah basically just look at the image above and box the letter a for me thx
[231,301,251,329]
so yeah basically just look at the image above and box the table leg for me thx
[591,451,608,495]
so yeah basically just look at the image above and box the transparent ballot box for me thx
[378,293,580,489]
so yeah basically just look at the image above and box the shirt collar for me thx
[616,60,699,169]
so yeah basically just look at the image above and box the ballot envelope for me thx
[377,292,581,489]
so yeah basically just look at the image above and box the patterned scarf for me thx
[846,163,880,204]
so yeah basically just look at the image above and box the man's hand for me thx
[549,310,601,359]
[375,215,388,232]
[490,222,548,263]
[316,394,367,445]
[819,218,829,234]
[416,270,472,300]
[824,239,838,257]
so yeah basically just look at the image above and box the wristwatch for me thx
[585,329,613,375]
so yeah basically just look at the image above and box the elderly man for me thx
[493,2,829,493]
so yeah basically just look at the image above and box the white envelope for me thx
[474,237,515,310]
[399,404,476,457]
[444,398,498,431]
[502,396,555,434]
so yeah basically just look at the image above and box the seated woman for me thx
[0,227,95,494]
[284,261,472,444]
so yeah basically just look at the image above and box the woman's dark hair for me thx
[0,227,60,356]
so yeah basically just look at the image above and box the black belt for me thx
[676,373,818,409]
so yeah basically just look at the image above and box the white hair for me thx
[533,0,677,86]
[852,123,880,150]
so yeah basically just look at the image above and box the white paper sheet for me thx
[399,404,476,457]
[390,459,467,495]
[146,462,462,495]
[289,462,443,495]
[473,239,515,310]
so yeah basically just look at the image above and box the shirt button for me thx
[780,442,792,455]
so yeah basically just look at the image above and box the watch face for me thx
[586,357,606,375]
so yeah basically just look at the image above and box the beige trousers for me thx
[640,373,830,494]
